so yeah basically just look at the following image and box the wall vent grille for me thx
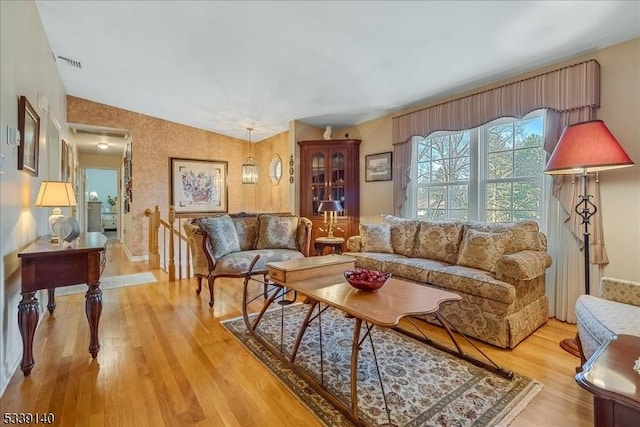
[56,55,82,69]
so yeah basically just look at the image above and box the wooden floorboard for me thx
[1,240,593,426]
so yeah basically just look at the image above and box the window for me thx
[408,110,546,224]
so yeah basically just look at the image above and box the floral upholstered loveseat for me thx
[344,215,552,348]
[184,213,312,307]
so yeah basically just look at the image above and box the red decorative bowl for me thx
[344,269,392,291]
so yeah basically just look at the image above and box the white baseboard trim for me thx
[0,346,21,397]
[121,244,148,262]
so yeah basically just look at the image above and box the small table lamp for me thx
[317,199,343,238]
[35,181,77,242]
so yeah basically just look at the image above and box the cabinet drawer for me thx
[103,220,117,228]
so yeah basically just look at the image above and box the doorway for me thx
[85,168,119,240]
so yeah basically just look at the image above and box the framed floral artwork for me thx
[170,157,228,214]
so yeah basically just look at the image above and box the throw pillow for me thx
[464,220,540,253]
[389,221,419,257]
[457,228,511,273]
[381,214,419,256]
[255,215,299,250]
[360,223,393,253]
[198,215,241,259]
[232,216,259,250]
[414,221,464,264]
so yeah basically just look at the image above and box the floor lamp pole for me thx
[576,171,596,295]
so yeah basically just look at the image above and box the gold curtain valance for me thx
[392,60,600,145]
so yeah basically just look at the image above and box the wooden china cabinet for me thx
[298,139,361,249]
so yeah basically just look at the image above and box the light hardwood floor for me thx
[1,240,593,426]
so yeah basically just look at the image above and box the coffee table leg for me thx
[18,291,39,376]
[350,317,362,418]
[290,300,318,363]
[85,283,102,358]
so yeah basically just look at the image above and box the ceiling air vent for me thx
[56,55,82,69]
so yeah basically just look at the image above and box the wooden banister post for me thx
[144,206,161,269]
[168,205,176,281]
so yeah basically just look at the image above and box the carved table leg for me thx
[18,292,40,376]
[85,283,102,358]
[47,288,56,314]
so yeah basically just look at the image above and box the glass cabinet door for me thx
[310,151,326,217]
[330,149,346,216]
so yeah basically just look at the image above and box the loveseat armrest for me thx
[297,217,313,257]
[600,277,640,307]
[495,250,552,281]
[183,221,216,276]
[346,235,363,252]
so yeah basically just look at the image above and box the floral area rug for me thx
[222,304,541,427]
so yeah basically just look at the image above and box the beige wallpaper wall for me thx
[255,131,290,212]
[68,96,255,256]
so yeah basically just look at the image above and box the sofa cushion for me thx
[360,223,393,253]
[384,257,449,284]
[256,215,299,250]
[232,216,259,250]
[198,215,241,258]
[342,252,403,272]
[576,294,640,360]
[213,249,304,275]
[457,229,511,273]
[430,265,516,305]
[464,220,540,254]
[414,221,464,264]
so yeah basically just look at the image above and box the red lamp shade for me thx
[544,120,634,174]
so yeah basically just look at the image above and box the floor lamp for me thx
[544,120,634,356]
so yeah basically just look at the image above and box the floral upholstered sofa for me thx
[184,213,312,307]
[344,215,552,348]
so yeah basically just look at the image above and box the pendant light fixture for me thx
[242,127,258,184]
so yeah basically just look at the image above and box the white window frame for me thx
[405,110,547,225]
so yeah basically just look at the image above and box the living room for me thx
[1,1,639,426]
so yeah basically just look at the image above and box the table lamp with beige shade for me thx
[35,181,77,243]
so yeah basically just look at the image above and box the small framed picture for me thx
[170,157,228,214]
[365,151,392,182]
[17,96,40,176]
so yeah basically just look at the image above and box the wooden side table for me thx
[575,334,640,427]
[314,237,345,256]
[17,233,107,376]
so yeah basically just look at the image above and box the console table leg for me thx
[18,292,39,376]
[47,288,56,314]
[85,283,102,358]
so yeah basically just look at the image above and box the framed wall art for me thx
[170,157,228,214]
[365,151,392,182]
[18,96,40,176]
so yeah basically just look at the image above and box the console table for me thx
[17,232,107,376]
[575,334,640,427]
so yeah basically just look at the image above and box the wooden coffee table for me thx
[240,255,513,426]
[575,334,640,427]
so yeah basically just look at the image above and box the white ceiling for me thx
[35,1,640,142]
